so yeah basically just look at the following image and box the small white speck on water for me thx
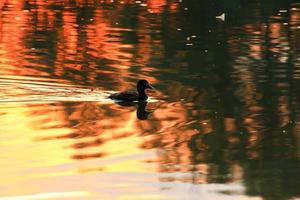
[177,28,182,31]
[204,50,208,53]
[283,23,288,25]
[184,7,188,10]
[216,13,225,21]
[187,37,190,41]
[279,9,288,13]
[186,43,193,46]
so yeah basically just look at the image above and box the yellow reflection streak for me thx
[0,191,90,200]
[0,103,75,194]
[97,135,156,173]
[117,194,166,200]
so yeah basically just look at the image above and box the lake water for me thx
[0,1,300,200]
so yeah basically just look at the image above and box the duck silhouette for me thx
[109,79,154,101]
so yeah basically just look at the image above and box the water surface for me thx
[0,1,300,200]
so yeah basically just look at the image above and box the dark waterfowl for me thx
[109,80,154,101]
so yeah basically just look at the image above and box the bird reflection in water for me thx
[114,101,153,120]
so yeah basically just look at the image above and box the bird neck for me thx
[137,88,148,100]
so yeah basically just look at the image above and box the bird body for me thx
[109,80,154,101]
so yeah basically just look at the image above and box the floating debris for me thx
[216,13,225,21]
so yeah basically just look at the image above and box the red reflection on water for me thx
[147,0,166,13]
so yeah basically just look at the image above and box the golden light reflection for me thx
[0,103,74,195]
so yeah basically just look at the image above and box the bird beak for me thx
[147,84,154,90]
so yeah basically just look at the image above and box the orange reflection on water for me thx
[0,0,160,87]
[0,0,28,75]
[147,0,166,14]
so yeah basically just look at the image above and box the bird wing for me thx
[120,91,137,97]
[109,91,138,101]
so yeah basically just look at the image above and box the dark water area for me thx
[0,0,299,199]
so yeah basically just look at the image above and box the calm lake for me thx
[0,0,299,199]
